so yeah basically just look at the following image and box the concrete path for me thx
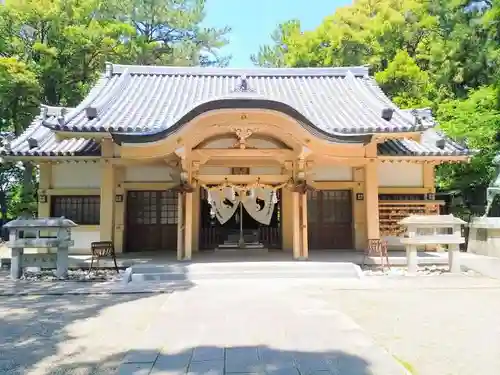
[117,281,408,375]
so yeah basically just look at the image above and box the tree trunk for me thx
[21,161,35,214]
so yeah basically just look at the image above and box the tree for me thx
[375,50,435,108]
[1,0,136,105]
[0,57,40,215]
[437,86,500,191]
[1,0,231,106]
[250,20,301,68]
[111,0,231,67]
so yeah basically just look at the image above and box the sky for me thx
[202,0,352,68]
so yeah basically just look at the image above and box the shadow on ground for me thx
[53,346,378,375]
[0,265,195,374]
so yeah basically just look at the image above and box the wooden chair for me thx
[362,239,390,269]
[89,241,120,274]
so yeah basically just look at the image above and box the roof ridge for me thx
[40,105,75,118]
[42,75,112,129]
[108,63,370,78]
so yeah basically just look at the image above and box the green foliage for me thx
[0,0,230,107]
[250,20,302,68]
[437,86,500,190]
[393,356,416,374]
[112,0,231,67]
[375,50,434,108]
[0,57,40,134]
[252,0,500,196]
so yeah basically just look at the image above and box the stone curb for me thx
[0,289,174,297]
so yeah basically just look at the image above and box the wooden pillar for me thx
[184,192,193,260]
[365,161,380,240]
[300,192,309,259]
[38,163,52,217]
[281,188,293,251]
[99,161,115,242]
[292,191,301,259]
[353,167,367,250]
[423,163,436,199]
[177,193,185,260]
[192,186,200,252]
[113,167,125,253]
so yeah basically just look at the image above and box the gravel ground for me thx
[311,275,500,375]
[363,264,456,277]
[20,269,124,282]
[0,293,171,375]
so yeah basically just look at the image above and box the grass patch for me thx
[394,356,416,374]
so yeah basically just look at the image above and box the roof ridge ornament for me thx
[381,107,394,121]
[57,108,67,126]
[40,106,48,119]
[232,74,256,93]
[105,62,113,78]
[344,70,356,80]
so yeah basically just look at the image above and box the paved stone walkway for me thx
[117,281,408,375]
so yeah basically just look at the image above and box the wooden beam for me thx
[196,174,289,184]
[193,148,295,160]
[310,181,357,190]
[122,182,178,190]
[378,187,434,194]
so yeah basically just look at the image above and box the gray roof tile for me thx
[0,107,100,157]
[377,129,469,157]
[42,64,435,137]
[3,113,467,158]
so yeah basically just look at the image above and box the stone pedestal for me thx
[468,218,500,257]
[10,247,23,279]
[400,215,465,275]
[406,245,418,274]
[448,245,461,273]
[56,247,69,278]
[4,217,77,280]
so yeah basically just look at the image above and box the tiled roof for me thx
[2,112,467,158]
[0,107,100,157]
[377,129,469,157]
[41,63,435,139]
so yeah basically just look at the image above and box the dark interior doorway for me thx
[199,188,282,250]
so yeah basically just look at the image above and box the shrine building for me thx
[0,64,471,259]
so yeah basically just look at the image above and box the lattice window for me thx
[51,196,100,225]
[160,190,178,225]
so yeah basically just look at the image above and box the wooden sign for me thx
[231,167,250,175]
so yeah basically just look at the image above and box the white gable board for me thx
[125,166,173,182]
[52,163,101,188]
[377,163,423,187]
[310,166,353,181]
